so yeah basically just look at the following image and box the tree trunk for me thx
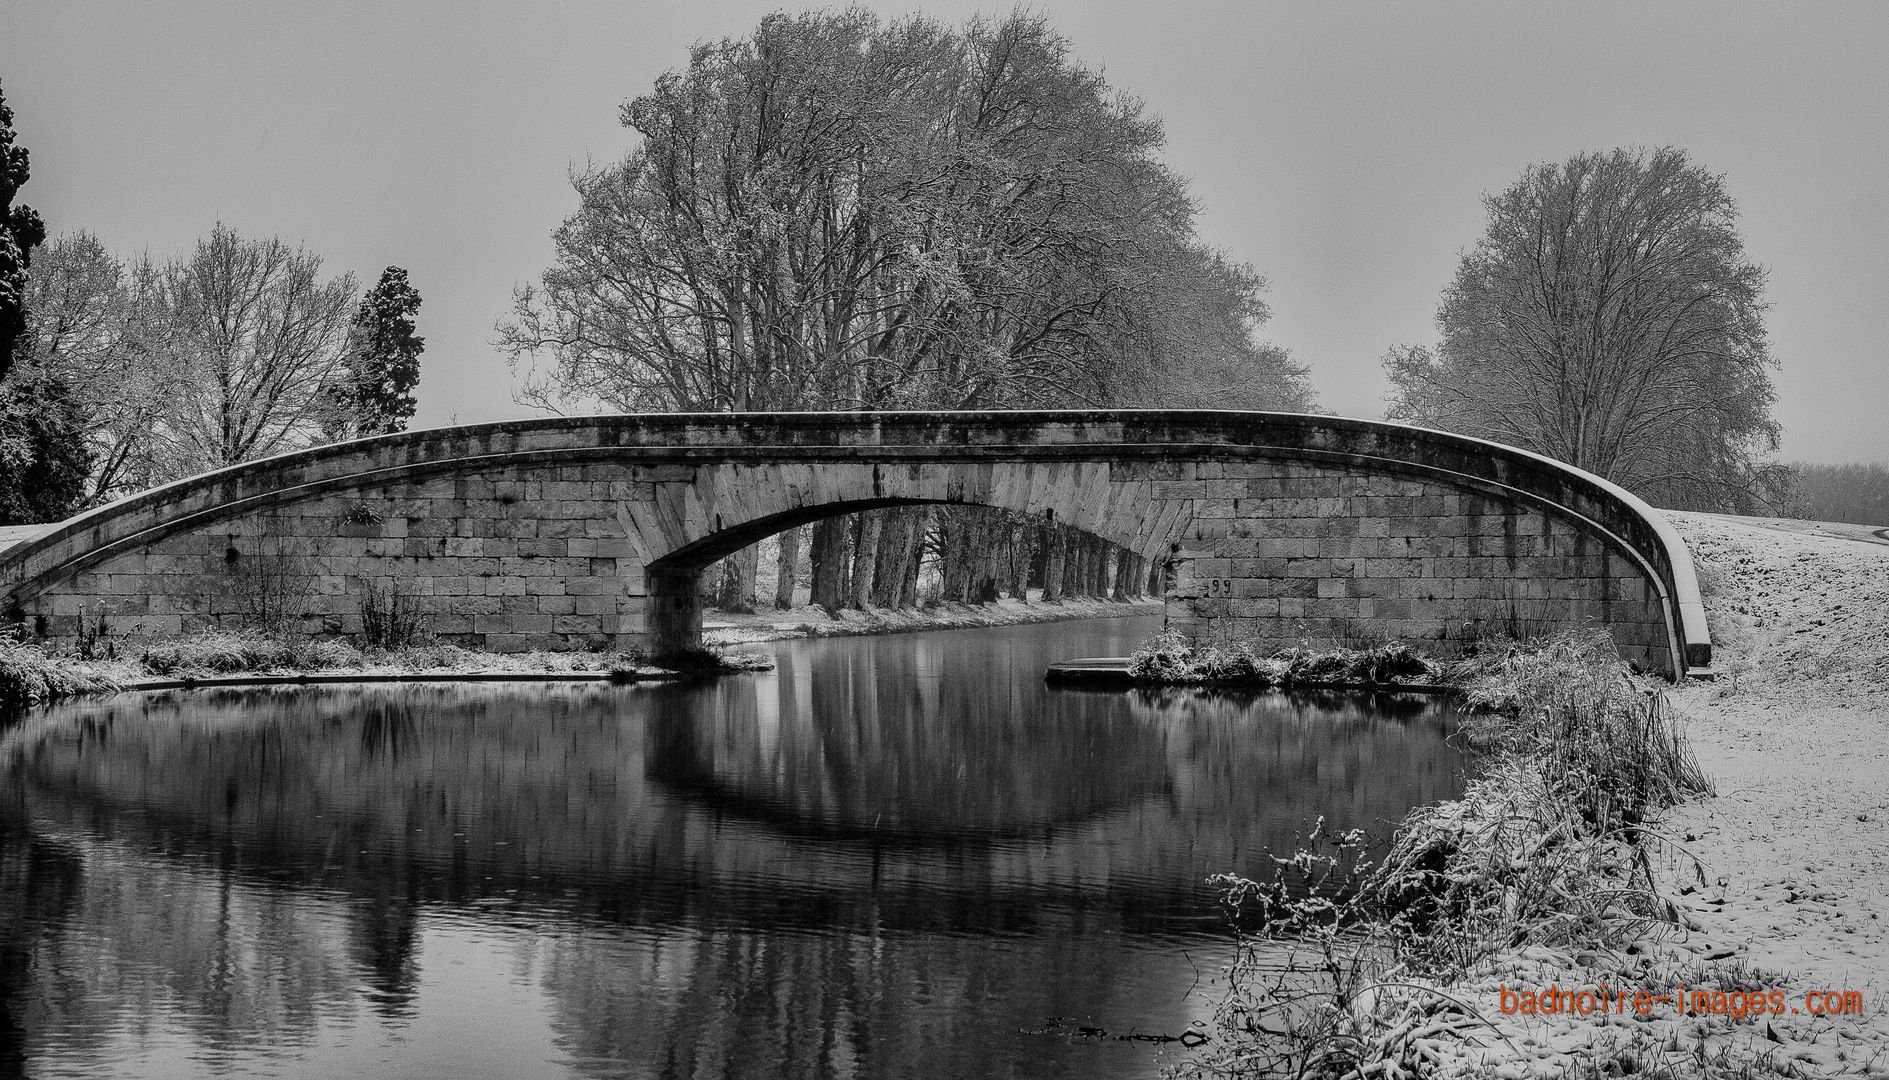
[938,510,972,603]
[714,544,758,613]
[1041,523,1067,601]
[849,511,884,608]
[1004,520,1032,599]
[971,517,1001,604]
[1064,531,1087,599]
[773,525,802,609]
[809,517,849,613]
[896,507,928,608]
[869,508,913,608]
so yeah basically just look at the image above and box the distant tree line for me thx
[0,77,425,525]
[1781,463,1889,527]
[501,10,1314,613]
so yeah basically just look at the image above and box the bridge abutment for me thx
[643,567,704,658]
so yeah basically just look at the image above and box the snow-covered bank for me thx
[1170,511,1889,1079]
[1428,512,1889,1078]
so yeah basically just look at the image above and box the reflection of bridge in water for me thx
[0,623,1467,1075]
[3,678,1461,934]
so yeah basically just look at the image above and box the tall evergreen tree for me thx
[0,80,88,525]
[326,267,423,439]
[0,370,90,525]
[1,79,49,384]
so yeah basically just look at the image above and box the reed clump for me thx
[1128,629,1436,688]
[1172,631,1718,1079]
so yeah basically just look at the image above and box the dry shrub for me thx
[359,584,429,652]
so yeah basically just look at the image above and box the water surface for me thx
[0,616,1465,1078]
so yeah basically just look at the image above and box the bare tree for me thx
[145,224,357,481]
[1384,147,1783,511]
[19,233,179,502]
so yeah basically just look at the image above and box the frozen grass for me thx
[0,634,124,710]
[1171,631,1726,1079]
[138,632,367,676]
[0,629,774,705]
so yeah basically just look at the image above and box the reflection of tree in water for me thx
[0,791,365,1071]
[0,799,85,1078]
[535,919,1213,1079]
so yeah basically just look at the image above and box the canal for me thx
[0,615,1466,1078]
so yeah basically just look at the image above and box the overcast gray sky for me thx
[3,1,1884,463]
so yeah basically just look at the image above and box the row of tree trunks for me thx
[704,507,1156,613]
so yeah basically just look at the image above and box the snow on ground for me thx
[1428,512,1889,1077]
[1656,512,1889,1069]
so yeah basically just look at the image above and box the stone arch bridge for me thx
[0,411,1710,676]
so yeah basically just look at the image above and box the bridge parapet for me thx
[0,411,1709,676]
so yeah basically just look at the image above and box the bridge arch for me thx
[0,411,1710,676]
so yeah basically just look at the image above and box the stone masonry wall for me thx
[22,452,1672,671]
[30,465,656,652]
[1149,459,1671,671]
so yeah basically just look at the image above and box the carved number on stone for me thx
[1205,579,1235,598]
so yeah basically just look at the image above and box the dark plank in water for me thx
[1043,656,1135,686]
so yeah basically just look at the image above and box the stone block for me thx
[573,593,619,616]
[553,614,604,635]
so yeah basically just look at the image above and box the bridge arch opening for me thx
[646,498,1165,650]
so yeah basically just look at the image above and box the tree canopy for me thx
[141,225,357,482]
[1384,147,1783,512]
[501,9,1312,416]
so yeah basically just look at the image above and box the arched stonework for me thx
[0,412,1711,676]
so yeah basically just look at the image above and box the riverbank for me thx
[700,594,1163,646]
[1453,512,1889,1077]
[1,595,1160,708]
[1175,512,1889,1079]
[1447,512,1889,1077]
[0,634,771,706]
